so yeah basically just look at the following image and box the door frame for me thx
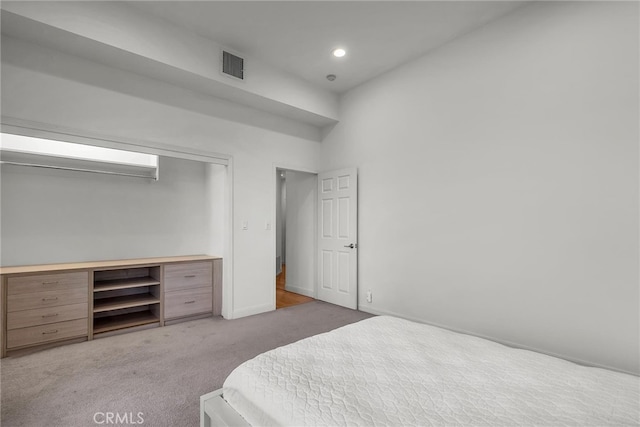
[271,163,319,310]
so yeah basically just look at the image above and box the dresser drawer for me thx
[8,271,88,295]
[7,287,88,312]
[164,261,212,291]
[7,303,88,330]
[6,318,88,349]
[165,287,212,319]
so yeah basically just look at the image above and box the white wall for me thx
[1,1,338,127]
[321,1,639,374]
[1,156,211,265]
[284,170,316,298]
[206,163,227,258]
[1,37,321,319]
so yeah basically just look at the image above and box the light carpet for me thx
[1,301,372,427]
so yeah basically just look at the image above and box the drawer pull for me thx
[42,329,58,335]
[42,313,59,318]
[42,281,59,286]
[184,275,196,278]
[42,297,59,302]
[184,300,196,304]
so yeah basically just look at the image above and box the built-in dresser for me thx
[0,255,222,357]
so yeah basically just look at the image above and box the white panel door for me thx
[317,168,357,309]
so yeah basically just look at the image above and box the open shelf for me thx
[93,311,159,334]
[93,294,160,313]
[92,265,162,336]
[94,277,161,292]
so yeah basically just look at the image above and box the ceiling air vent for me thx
[222,50,244,80]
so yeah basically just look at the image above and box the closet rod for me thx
[0,161,158,180]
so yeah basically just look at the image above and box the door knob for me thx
[344,243,357,249]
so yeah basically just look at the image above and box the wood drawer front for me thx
[8,271,88,295]
[165,287,212,319]
[7,318,88,349]
[7,303,88,330]
[7,287,88,312]
[164,262,212,291]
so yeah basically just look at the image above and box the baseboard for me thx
[231,303,274,319]
[284,284,315,298]
[5,336,87,358]
[93,322,160,339]
[358,305,637,376]
[164,312,213,326]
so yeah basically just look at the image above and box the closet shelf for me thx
[93,311,159,334]
[93,277,161,292]
[93,294,160,313]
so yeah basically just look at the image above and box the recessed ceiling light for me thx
[332,48,346,58]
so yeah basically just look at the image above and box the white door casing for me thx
[317,168,358,309]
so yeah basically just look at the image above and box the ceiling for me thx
[129,1,528,94]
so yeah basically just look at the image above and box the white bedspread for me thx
[223,316,640,426]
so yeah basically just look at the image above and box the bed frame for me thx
[200,389,250,427]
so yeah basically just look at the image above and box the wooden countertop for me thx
[0,255,221,275]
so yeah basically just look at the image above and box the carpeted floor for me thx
[1,301,372,427]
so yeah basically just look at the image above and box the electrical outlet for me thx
[366,290,372,303]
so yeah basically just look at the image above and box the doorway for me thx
[275,168,316,309]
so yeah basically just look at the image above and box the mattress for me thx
[223,316,640,426]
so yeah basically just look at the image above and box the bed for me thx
[201,316,640,426]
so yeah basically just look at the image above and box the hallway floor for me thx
[276,265,315,309]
